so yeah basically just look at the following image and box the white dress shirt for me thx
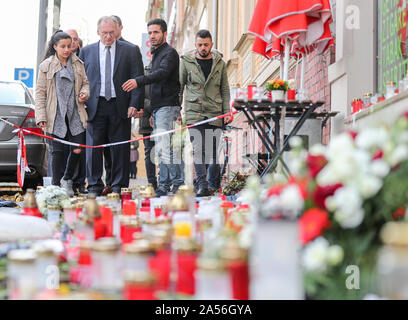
[99,40,116,98]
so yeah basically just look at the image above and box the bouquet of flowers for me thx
[240,111,408,299]
[35,186,72,218]
[266,79,288,92]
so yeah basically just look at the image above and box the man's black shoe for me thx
[196,188,212,197]
[156,189,168,197]
[77,185,88,195]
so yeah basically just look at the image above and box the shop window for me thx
[377,0,408,94]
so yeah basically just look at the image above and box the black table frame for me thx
[234,99,330,178]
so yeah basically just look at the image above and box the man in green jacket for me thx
[179,29,232,196]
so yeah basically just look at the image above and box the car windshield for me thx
[0,82,31,105]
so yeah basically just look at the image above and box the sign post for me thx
[14,68,34,88]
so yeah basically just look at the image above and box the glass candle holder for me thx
[123,200,137,216]
[91,237,121,292]
[123,271,157,300]
[107,193,121,211]
[253,86,265,103]
[385,81,397,99]
[363,93,373,108]
[195,259,231,300]
[237,87,248,102]
[120,216,142,245]
[99,206,113,237]
[123,240,154,272]
[63,205,77,229]
[377,222,408,299]
[47,205,61,228]
[121,188,132,208]
[173,211,194,239]
[247,83,257,100]
[33,246,58,291]
[7,249,38,300]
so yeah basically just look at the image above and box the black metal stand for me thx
[234,99,338,178]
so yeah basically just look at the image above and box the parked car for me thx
[0,80,47,188]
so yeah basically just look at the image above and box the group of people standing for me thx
[35,15,231,197]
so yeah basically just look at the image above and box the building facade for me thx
[146,0,337,179]
[146,1,408,182]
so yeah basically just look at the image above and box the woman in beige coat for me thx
[35,30,89,193]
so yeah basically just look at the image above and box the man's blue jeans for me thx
[152,106,184,193]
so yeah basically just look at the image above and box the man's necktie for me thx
[105,46,112,101]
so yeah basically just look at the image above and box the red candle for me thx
[123,200,137,216]
[22,207,42,218]
[123,284,157,300]
[141,198,151,208]
[247,84,256,100]
[120,218,142,245]
[121,188,132,208]
[139,207,151,221]
[287,89,296,100]
[176,253,197,296]
[99,206,113,237]
[154,207,162,218]
[149,250,171,292]
[93,217,108,240]
[228,261,249,300]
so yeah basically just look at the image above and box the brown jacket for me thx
[35,53,90,133]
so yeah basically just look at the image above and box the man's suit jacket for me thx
[79,40,144,122]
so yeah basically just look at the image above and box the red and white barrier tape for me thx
[16,129,30,187]
[0,109,238,150]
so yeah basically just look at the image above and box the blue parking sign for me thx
[14,68,34,88]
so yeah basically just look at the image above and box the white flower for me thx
[327,186,365,229]
[398,131,408,144]
[302,237,330,272]
[287,79,296,90]
[327,245,344,266]
[246,175,261,191]
[356,127,388,150]
[262,195,281,217]
[309,143,326,156]
[325,134,355,161]
[238,226,253,249]
[288,157,305,177]
[289,136,303,149]
[370,160,390,178]
[239,189,259,205]
[356,175,383,199]
[389,145,408,166]
[280,184,304,218]
[335,208,365,229]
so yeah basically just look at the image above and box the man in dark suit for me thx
[98,15,130,196]
[80,16,144,195]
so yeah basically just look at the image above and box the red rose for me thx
[392,207,406,220]
[267,185,285,197]
[299,208,331,244]
[313,183,343,210]
[347,131,358,140]
[306,154,328,178]
[373,149,384,160]
[403,111,408,119]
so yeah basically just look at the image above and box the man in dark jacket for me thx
[123,19,183,196]
[139,64,157,190]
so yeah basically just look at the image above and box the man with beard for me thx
[122,19,183,196]
[179,30,232,196]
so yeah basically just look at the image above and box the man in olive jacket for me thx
[179,30,232,196]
